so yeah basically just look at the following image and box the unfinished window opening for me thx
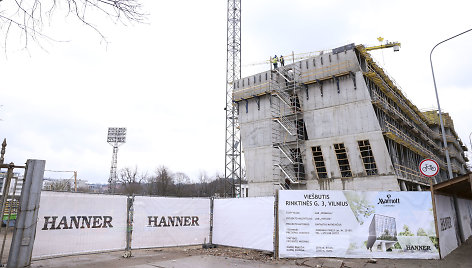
[247,78,250,86]
[313,58,316,67]
[256,96,260,111]
[358,140,378,175]
[254,76,256,84]
[321,56,323,65]
[245,99,248,113]
[316,79,323,97]
[236,81,239,88]
[259,74,261,83]
[350,71,357,90]
[312,146,328,179]
[242,79,245,87]
[265,73,268,81]
[333,76,340,94]
[291,148,305,179]
[306,60,309,69]
[334,143,352,177]
[329,54,332,62]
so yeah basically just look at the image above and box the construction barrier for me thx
[132,196,210,248]
[456,198,472,242]
[435,194,461,258]
[30,190,471,260]
[278,190,439,259]
[32,192,128,258]
[213,197,275,251]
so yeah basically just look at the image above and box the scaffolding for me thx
[270,58,306,188]
[356,45,468,183]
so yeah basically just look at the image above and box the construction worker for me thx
[272,55,278,69]
[280,55,285,67]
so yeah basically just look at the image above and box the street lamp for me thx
[430,28,472,180]
[469,132,472,171]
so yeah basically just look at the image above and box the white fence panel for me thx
[213,197,275,251]
[132,197,210,248]
[32,192,127,258]
[434,194,461,258]
[456,198,472,241]
[435,194,461,258]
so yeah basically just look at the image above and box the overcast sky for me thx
[1,0,471,183]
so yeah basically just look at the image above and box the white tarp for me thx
[132,196,210,248]
[278,190,439,259]
[213,197,275,251]
[435,194,461,258]
[32,192,127,258]
[456,198,472,241]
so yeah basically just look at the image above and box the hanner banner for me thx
[32,192,128,258]
[132,196,210,248]
[213,197,275,251]
[278,190,439,259]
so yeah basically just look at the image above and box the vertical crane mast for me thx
[225,0,242,197]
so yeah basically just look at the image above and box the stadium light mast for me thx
[107,127,126,193]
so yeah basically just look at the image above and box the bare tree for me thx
[0,0,146,50]
[174,172,189,197]
[152,165,173,196]
[49,179,71,191]
[117,166,143,196]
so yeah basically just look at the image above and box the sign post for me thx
[420,159,441,258]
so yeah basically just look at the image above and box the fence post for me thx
[209,197,214,245]
[274,189,279,259]
[8,159,45,268]
[124,195,134,258]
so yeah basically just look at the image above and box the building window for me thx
[312,146,328,179]
[313,58,316,67]
[358,140,378,175]
[334,143,352,177]
[254,76,256,84]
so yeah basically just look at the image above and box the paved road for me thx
[31,238,472,268]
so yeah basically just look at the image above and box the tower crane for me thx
[224,0,242,197]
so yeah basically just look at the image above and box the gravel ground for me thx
[30,237,472,268]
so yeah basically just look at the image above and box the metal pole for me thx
[0,139,6,165]
[429,178,441,258]
[429,28,472,180]
[74,171,77,192]
[8,159,46,268]
[469,132,472,169]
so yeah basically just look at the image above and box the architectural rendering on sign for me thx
[233,44,469,196]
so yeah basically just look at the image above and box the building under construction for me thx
[233,44,469,197]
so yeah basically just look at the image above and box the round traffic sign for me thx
[419,159,439,177]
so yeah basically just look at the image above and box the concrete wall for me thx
[238,49,401,196]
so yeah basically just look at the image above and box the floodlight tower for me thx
[224,0,242,197]
[107,127,127,193]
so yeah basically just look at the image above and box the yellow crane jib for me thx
[365,42,401,52]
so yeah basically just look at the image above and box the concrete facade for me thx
[234,44,469,197]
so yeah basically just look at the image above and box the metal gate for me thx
[0,139,45,267]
